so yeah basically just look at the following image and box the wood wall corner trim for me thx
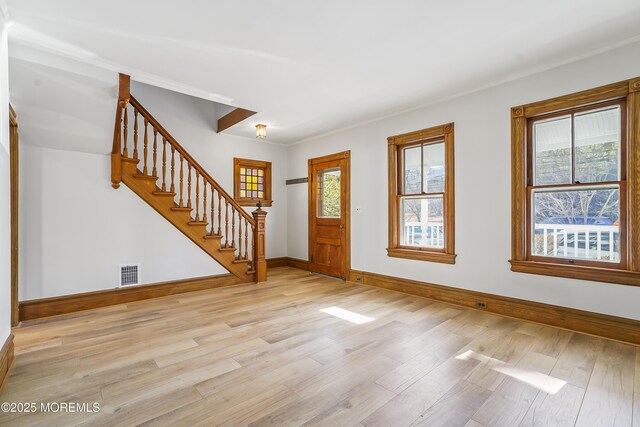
[347,269,640,346]
[0,334,15,397]
[9,104,19,327]
[217,108,257,133]
[18,274,244,322]
[9,104,17,126]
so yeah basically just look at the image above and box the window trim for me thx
[510,76,640,287]
[233,157,273,207]
[387,123,456,264]
[526,99,627,269]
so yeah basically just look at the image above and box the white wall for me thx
[19,83,287,300]
[0,11,11,343]
[286,40,640,320]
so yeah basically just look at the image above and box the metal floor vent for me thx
[119,264,140,287]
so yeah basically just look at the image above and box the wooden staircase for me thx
[110,74,267,283]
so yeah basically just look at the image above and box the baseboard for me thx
[0,334,15,396]
[266,257,310,271]
[19,274,243,322]
[266,257,287,268]
[349,269,640,346]
[285,257,310,271]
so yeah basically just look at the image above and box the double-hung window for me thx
[510,77,640,286]
[387,123,456,264]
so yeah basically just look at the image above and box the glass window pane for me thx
[533,115,572,186]
[532,186,620,262]
[400,196,444,248]
[423,142,445,193]
[317,167,341,218]
[402,145,421,194]
[575,106,621,183]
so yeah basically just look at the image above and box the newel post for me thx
[252,203,268,283]
[111,73,130,189]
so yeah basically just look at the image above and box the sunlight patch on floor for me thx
[320,307,374,324]
[456,350,566,394]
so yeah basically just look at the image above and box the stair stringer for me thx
[120,160,255,282]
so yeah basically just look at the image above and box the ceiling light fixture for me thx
[255,124,267,139]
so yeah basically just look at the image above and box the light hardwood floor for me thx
[1,267,639,426]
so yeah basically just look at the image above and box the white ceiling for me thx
[5,0,640,145]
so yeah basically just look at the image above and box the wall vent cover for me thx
[119,264,140,287]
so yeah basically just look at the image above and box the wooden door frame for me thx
[9,105,18,326]
[308,151,351,278]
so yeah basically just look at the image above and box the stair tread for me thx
[171,207,192,212]
[133,174,158,181]
[233,258,250,264]
[204,234,223,240]
[152,191,176,197]
[219,247,237,252]
[188,221,209,226]
[122,157,140,164]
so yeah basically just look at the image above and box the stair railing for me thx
[111,75,267,281]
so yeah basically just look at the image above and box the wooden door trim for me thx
[9,105,18,327]
[308,151,351,278]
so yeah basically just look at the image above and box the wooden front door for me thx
[309,151,350,279]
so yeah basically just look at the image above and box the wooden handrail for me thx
[129,96,256,227]
[112,83,266,281]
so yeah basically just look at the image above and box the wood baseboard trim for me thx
[267,257,310,271]
[0,334,15,396]
[285,257,310,271]
[19,274,243,322]
[266,257,287,268]
[348,269,640,346]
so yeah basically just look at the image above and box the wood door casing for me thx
[308,151,350,279]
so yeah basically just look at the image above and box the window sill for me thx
[236,199,273,207]
[509,259,640,287]
[387,248,456,264]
